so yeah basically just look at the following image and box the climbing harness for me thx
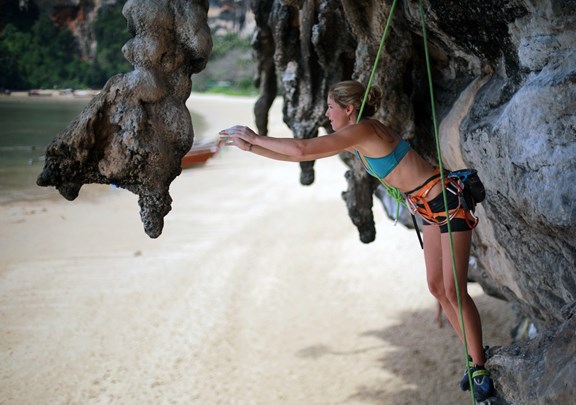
[355,1,486,403]
[405,170,479,230]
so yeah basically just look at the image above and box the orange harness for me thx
[406,169,478,229]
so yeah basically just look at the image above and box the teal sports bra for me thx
[354,138,411,179]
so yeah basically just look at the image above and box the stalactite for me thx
[37,0,212,238]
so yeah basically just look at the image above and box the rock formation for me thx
[37,0,212,238]
[252,0,575,403]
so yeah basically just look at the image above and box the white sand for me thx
[0,94,514,404]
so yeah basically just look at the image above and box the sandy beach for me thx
[0,94,515,404]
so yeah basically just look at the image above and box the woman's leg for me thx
[423,224,494,399]
[440,230,486,366]
[423,225,462,335]
[423,225,486,365]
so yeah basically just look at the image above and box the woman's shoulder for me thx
[359,118,385,127]
[336,119,390,148]
[358,119,394,133]
[360,119,399,140]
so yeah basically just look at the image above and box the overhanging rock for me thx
[37,0,212,238]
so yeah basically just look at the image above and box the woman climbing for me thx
[219,80,494,402]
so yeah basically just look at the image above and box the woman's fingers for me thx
[220,125,244,135]
[219,126,253,143]
[218,129,252,151]
[219,127,236,144]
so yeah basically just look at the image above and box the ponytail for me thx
[328,80,383,118]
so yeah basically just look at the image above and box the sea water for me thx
[0,96,91,202]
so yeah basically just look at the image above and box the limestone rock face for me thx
[252,0,575,403]
[488,302,576,404]
[37,0,212,238]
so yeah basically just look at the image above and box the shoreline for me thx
[3,90,258,101]
[5,89,99,99]
[0,91,264,205]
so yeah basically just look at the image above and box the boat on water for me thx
[181,140,223,169]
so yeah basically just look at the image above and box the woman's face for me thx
[325,96,351,131]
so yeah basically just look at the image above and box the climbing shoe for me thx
[460,366,494,402]
[471,368,494,402]
[459,356,475,391]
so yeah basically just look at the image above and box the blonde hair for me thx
[328,80,383,118]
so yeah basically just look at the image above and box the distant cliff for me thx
[0,0,254,90]
[1,0,253,61]
[0,0,118,60]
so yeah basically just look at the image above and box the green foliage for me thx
[204,81,258,97]
[90,2,131,87]
[0,24,27,89]
[0,15,88,90]
[0,3,255,96]
[210,32,251,59]
[0,2,130,90]
[193,32,256,96]
[1,17,69,89]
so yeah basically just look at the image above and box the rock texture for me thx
[37,0,212,238]
[251,0,576,403]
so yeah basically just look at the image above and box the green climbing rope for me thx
[418,1,476,403]
[356,0,406,221]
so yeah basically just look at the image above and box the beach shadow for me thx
[296,343,387,360]
[297,292,514,405]
[355,293,513,404]
[352,308,472,404]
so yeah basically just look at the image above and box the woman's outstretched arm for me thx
[219,125,359,161]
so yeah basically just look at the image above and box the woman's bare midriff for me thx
[384,150,443,201]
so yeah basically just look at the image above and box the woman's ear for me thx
[345,104,355,117]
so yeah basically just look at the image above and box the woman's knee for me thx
[444,283,471,307]
[427,279,446,300]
